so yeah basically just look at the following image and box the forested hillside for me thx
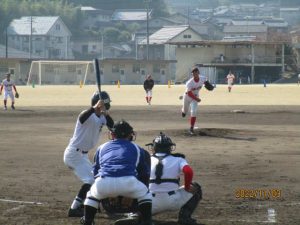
[0,0,299,44]
[0,0,167,43]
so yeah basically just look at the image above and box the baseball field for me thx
[0,84,299,225]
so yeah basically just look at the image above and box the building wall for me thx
[174,43,279,81]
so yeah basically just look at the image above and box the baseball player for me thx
[181,67,214,134]
[81,120,153,225]
[143,74,154,105]
[63,91,114,217]
[148,132,202,225]
[0,73,19,110]
[226,71,235,92]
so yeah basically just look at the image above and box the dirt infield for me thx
[0,85,299,225]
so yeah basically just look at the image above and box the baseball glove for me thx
[204,81,214,91]
[15,92,19,98]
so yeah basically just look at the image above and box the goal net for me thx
[27,60,95,85]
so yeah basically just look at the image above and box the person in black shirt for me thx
[143,75,154,105]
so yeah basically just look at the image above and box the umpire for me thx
[82,120,153,225]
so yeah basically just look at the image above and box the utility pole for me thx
[5,27,8,58]
[101,33,104,59]
[145,0,151,60]
[29,16,33,59]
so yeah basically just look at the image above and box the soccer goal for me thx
[27,60,95,85]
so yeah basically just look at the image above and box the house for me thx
[168,40,286,83]
[111,9,152,26]
[7,16,73,59]
[139,25,203,60]
[72,36,103,59]
[80,6,113,30]
[280,8,300,27]
[223,24,268,41]
[290,28,300,71]
[0,55,31,84]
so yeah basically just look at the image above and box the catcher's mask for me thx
[111,120,136,141]
[146,132,176,154]
[91,91,111,110]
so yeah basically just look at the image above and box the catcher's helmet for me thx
[112,120,134,139]
[152,132,176,154]
[91,91,111,110]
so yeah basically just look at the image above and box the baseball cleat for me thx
[189,127,195,135]
[68,207,84,217]
[181,112,186,118]
[178,217,198,225]
[11,105,15,110]
[114,217,139,225]
[4,106,7,110]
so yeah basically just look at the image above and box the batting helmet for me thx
[112,120,135,139]
[91,91,111,110]
[152,132,176,154]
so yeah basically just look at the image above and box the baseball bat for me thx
[93,58,101,99]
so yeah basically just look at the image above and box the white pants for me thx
[3,91,14,102]
[228,81,233,87]
[85,176,151,208]
[63,147,94,184]
[151,186,193,215]
[182,94,198,117]
[145,90,152,98]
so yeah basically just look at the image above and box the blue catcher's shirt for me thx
[93,139,150,178]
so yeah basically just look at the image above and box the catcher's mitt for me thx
[102,196,138,214]
[204,81,214,91]
[15,92,19,98]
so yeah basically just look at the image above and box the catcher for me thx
[0,73,19,110]
[115,132,202,225]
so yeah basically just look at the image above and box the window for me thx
[133,63,140,73]
[112,64,119,73]
[92,45,97,50]
[68,65,76,73]
[56,24,60,30]
[57,37,63,43]
[183,34,192,39]
[9,68,15,74]
[153,64,160,73]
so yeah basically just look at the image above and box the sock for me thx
[149,97,152,102]
[71,197,83,209]
[190,117,196,128]
[71,183,91,209]
[84,205,97,225]
[4,100,7,107]
[138,200,152,222]
[146,97,148,103]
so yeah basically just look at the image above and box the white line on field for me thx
[4,205,26,213]
[0,198,44,205]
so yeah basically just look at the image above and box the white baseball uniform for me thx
[149,153,193,214]
[64,109,107,184]
[182,75,206,117]
[1,78,15,101]
[227,74,235,87]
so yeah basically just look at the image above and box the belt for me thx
[76,148,88,154]
[152,190,175,197]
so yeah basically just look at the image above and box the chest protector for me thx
[150,153,179,185]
